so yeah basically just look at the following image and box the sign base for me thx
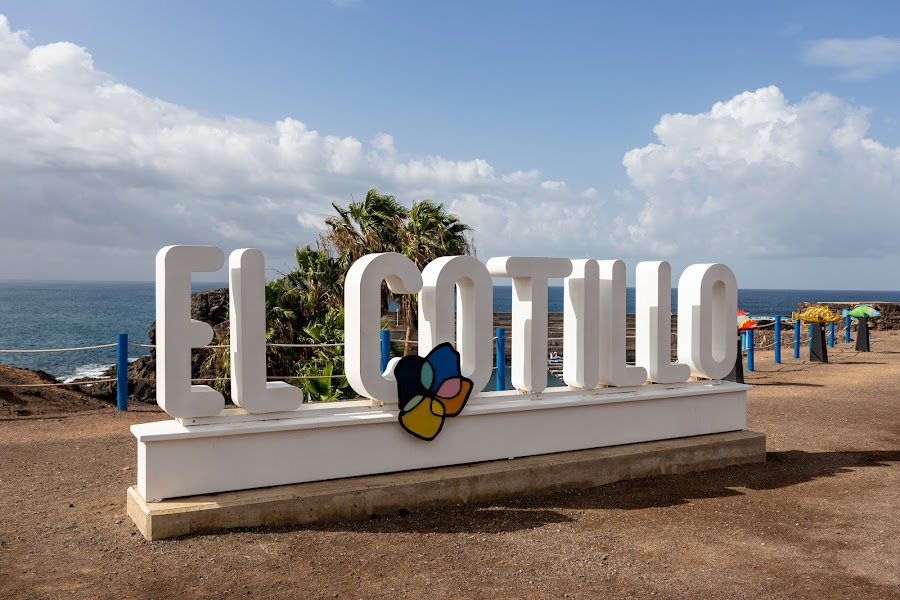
[132,381,751,502]
[127,430,765,540]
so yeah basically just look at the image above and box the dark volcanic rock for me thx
[85,288,230,405]
[0,362,110,416]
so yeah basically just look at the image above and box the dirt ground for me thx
[1,333,898,599]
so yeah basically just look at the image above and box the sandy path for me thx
[1,334,898,599]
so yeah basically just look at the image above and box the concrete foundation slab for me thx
[128,430,765,540]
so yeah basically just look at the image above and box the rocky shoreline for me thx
[0,362,111,417]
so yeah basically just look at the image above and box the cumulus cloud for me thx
[0,16,603,280]
[2,15,899,285]
[803,36,900,80]
[540,180,567,192]
[618,85,900,261]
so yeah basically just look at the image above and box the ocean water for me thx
[0,281,225,380]
[1,281,897,380]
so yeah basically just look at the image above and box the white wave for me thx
[59,363,113,383]
[57,357,142,383]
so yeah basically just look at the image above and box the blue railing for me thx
[0,315,865,412]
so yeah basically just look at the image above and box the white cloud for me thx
[371,133,395,154]
[501,170,539,184]
[0,16,607,279]
[2,15,899,285]
[803,36,900,80]
[618,85,900,261]
[540,180,567,192]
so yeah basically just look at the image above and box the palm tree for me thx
[322,190,475,355]
[395,199,474,352]
[267,246,353,400]
[283,245,348,318]
[322,189,409,313]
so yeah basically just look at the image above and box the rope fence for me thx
[0,314,867,408]
[0,343,118,354]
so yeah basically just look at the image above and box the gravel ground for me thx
[1,333,898,599]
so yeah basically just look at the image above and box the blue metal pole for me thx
[774,316,781,364]
[380,329,390,373]
[808,324,814,349]
[794,320,800,359]
[495,327,506,391]
[746,330,754,372]
[116,333,128,411]
[845,314,852,343]
[828,322,835,347]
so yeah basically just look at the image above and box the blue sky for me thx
[0,1,899,289]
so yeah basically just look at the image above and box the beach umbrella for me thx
[737,310,757,330]
[791,306,841,324]
[848,305,881,319]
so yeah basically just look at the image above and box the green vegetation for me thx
[208,189,475,402]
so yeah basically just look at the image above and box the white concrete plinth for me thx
[128,430,766,540]
[132,381,749,502]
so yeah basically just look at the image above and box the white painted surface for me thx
[418,256,494,392]
[229,249,304,413]
[143,247,751,505]
[677,264,738,379]
[133,381,749,500]
[635,261,691,383]
[155,245,226,418]
[597,260,648,386]
[486,257,573,392]
[563,259,600,389]
[344,253,423,403]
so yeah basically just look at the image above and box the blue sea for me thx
[1,281,898,380]
[0,281,225,381]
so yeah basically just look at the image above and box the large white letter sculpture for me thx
[345,252,423,403]
[677,264,738,380]
[229,249,304,413]
[418,256,494,393]
[486,257,573,393]
[562,260,600,389]
[156,245,226,418]
[598,260,648,386]
[635,261,691,383]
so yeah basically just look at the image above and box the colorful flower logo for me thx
[394,342,473,441]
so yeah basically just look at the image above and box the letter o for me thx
[676,264,738,380]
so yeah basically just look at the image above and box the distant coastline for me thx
[1,281,899,380]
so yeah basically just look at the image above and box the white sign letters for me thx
[134,247,746,501]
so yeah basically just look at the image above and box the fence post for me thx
[828,322,835,347]
[380,329,390,373]
[774,316,781,364]
[794,319,800,359]
[746,329,754,371]
[845,314,852,343]
[116,333,128,411]
[495,327,506,391]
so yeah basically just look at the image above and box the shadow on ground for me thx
[512,449,900,512]
[227,450,898,537]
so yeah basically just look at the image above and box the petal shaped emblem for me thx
[394,342,474,441]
